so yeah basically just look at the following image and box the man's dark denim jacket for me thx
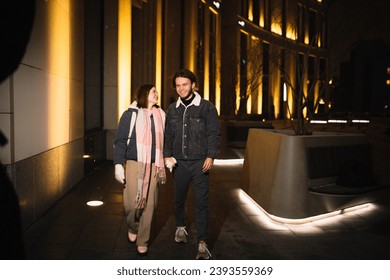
[163,92,221,160]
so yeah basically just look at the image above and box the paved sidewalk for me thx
[23,146,390,260]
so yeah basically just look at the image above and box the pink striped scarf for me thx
[135,106,166,210]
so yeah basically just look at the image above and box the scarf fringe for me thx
[134,105,166,209]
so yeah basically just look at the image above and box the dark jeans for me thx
[173,159,209,243]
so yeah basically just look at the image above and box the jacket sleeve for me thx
[206,102,221,159]
[113,109,132,165]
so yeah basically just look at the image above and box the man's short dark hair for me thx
[172,69,197,88]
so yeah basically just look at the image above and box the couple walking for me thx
[113,69,221,259]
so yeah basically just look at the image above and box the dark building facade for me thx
[9,0,390,230]
[332,40,390,116]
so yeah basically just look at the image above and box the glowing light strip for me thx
[155,0,162,105]
[352,120,370,124]
[214,158,244,166]
[48,0,70,147]
[118,0,131,121]
[311,119,370,124]
[212,158,375,227]
[328,119,347,124]
[239,189,373,225]
[310,120,327,124]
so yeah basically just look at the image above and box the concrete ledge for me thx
[240,129,376,219]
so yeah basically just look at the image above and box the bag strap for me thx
[126,111,137,145]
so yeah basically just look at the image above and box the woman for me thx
[113,84,166,256]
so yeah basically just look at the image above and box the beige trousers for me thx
[124,160,158,247]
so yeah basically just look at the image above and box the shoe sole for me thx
[137,246,148,256]
[175,237,187,243]
[128,232,137,243]
[137,251,148,257]
[196,256,210,260]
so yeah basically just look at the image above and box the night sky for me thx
[327,0,390,66]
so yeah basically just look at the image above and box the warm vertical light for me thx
[286,23,297,40]
[271,22,282,35]
[118,0,131,121]
[215,76,221,114]
[259,14,264,28]
[248,0,253,21]
[204,67,210,100]
[257,83,263,114]
[304,33,309,44]
[236,70,240,115]
[287,86,293,119]
[246,91,251,114]
[271,8,282,35]
[314,79,319,113]
[204,9,210,101]
[215,13,221,114]
[273,78,280,118]
[155,0,162,105]
[185,0,197,71]
[48,0,70,146]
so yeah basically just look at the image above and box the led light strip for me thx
[214,158,244,165]
[238,189,374,226]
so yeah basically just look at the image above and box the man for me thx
[164,69,221,259]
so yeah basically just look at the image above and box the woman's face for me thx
[147,87,158,107]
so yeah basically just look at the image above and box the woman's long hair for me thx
[135,84,157,109]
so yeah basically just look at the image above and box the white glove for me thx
[115,164,125,184]
[165,157,177,173]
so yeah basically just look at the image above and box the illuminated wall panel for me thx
[155,0,163,105]
[11,0,83,162]
[0,80,12,163]
[118,0,131,121]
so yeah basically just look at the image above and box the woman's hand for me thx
[115,164,125,184]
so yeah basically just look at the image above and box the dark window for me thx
[209,11,217,104]
[262,42,270,118]
[253,0,260,25]
[197,2,205,94]
[308,9,317,46]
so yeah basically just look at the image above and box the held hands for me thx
[115,164,125,184]
[164,157,177,172]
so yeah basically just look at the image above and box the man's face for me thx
[175,77,195,100]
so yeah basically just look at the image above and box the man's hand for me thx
[202,157,214,173]
[115,164,125,184]
[165,157,177,172]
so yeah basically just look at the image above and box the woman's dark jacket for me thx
[114,107,156,165]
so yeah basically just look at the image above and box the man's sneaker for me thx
[196,241,211,260]
[175,226,188,243]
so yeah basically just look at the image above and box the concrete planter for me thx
[240,129,378,219]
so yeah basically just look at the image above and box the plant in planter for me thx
[230,0,388,135]
[234,13,331,135]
